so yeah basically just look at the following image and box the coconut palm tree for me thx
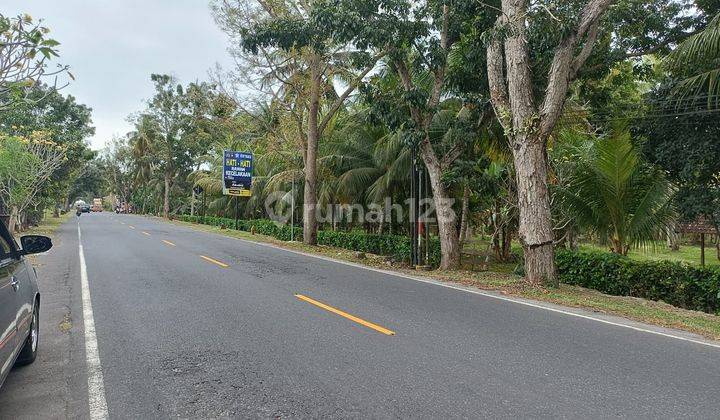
[555,128,676,255]
[666,12,720,107]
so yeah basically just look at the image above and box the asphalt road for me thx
[1,212,719,419]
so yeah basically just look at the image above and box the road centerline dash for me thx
[128,225,135,229]
[162,240,176,247]
[294,294,395,336]
[200,255,229,268]
[141,231,150,236]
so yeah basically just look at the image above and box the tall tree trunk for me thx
[424,156,460,270]
[513,139,557,285]
[190,189,195,216]
[303,61,321,245]
[163,173,172,219]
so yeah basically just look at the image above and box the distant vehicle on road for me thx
[91,198,103,212]
[0,218,52,389]
[74,200,90,214]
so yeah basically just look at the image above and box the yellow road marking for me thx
[128,225,135,229]
[162,240,176,247]
[200,255,229,268]
[142,231,150,236]
[294,294,395,336]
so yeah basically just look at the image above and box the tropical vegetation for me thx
[2,4,720,307]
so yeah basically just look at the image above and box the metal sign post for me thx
[235,196,239,230]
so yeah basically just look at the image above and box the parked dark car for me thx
[0,222,52,389]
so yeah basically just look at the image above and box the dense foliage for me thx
[557,250,720,314]
[0,14,94,231]
[5,1,716,304]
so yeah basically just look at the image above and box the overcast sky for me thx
[1,0,234,150]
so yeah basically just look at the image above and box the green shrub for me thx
[177,214,443,266]
[556,250,720,314]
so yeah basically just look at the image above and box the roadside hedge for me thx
[556,250,720,314]
[177,215,441,266]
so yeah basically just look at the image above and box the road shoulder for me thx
[0,215,89,418]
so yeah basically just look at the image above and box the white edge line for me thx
[78,222,110,419]
[167,221,720,350]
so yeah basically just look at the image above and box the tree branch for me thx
[394,59,424,126]
[486,16,510,130]
[428,3,451,113]
[539,0,614,140]
[317,49,387,136]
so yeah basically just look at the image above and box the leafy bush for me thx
[556,250,720,314]
[176,214,442,266]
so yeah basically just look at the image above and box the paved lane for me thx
[2,212,720,418]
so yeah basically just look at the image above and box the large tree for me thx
[214,0,390,245]
[642,83,720,259]
[484,0,704,285]
[139,75,216,218]
[0,133,66,232]
[0,84,94,214]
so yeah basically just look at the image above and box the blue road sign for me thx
[223,150,253,197]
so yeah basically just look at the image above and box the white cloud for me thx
[1,0,233,150]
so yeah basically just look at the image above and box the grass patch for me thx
[15,210,73,239]
[580,241,719,267]
[167,217,720,341]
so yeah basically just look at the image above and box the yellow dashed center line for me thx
[294,294,395,336]
[141,231,150,236]
[200,255,229,268]
[162,240,176,247]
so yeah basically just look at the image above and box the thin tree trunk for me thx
[502,226,511,261]
[163,173,172,218]
[666,221,680,251]
[190,189,195,216]
[568,226,578,251]
[303,135,319,244]
[459,181,470,248]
